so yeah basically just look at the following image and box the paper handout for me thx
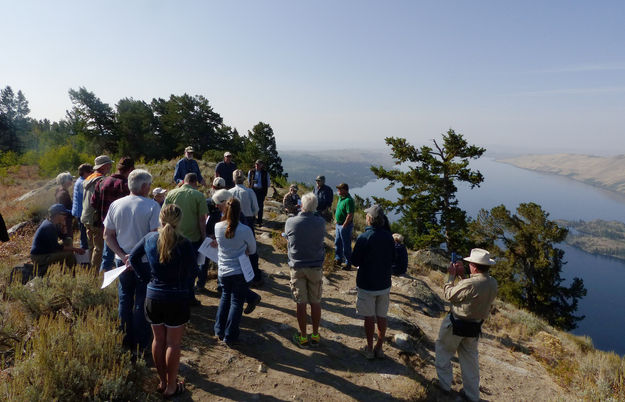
[197,237,219,263]
[101,265,127,289]
[239,254,254,282]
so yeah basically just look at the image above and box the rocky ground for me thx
[168,200,570,402]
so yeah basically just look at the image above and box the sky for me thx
[1,0,624,154]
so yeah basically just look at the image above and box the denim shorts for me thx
[144,297,190,328]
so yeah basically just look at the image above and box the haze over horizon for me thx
[2,1,624,155]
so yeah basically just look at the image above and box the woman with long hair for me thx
[55,171,74,243]
[214,197,257,346]
[129,204,195,397]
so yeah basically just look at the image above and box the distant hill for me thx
[499,154,625,196]
[281,149,394,188]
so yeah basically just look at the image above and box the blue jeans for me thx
[100,243,115,272]
[334,223,353,265]
[117,260,150,350]
[78,221,89,250]
[214,274,247,342]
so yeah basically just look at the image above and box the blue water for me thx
[352,158,625,355]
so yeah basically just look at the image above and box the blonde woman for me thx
[129,204,195,397]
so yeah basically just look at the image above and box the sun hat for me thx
[152,187,167,196]
[49,204,70,216]
[213,177,226,188]
[93,155,114,170]
[212,189,233,206]
[463,248,496,266]
[364,204,384,220]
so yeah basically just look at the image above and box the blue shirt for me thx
[352,225,395,291]
[313,184,334,211]
[71,176,85,218]
[173,157,203,184]
[30,219,64,255]
[129,232,195,301]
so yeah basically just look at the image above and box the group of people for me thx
[26,147,498,401]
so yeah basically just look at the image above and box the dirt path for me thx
[171,216,570,402]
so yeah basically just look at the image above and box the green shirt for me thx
[164,184,208,242]
[335,193,355,225]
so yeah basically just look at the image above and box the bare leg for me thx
[374,317,387,351]
[364,316,375,350]
[151,325,167,391]
[310,303,321,335]
[163,326,185,396]
[296,303,308,336]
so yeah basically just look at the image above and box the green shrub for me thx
[38,145,93,177]
[0,151,21,168]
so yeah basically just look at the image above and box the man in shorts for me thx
[284,192,326,347]
[351,204,395,359]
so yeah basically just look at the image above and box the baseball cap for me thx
[49,203,71,216]
[152,187,167,196]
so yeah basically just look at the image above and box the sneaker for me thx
[244,295,261,314]
[309,333,320,347]
[359,345,375,360]
[292,333,309,348]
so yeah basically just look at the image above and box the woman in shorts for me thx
[130,204,195,397]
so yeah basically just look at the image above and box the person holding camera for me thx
[434,248,498,402]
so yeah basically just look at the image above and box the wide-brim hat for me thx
[93,155,114,170]
[463,248,496,266]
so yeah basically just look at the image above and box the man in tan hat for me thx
[215,151,237,189]
[283,184,300,215]
[81,155,113,268]
[434,248,498,401]
[173,146,205,186]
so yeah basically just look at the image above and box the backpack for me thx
[80,176,104,226]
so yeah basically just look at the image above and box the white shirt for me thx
[103,195,161,254]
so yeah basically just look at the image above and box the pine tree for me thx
[245,122,286,179]
[470,202,587,330]
[371,129,485,252]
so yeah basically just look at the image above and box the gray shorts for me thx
[356,289,390,318]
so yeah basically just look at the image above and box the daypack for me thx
[80,175,104,226]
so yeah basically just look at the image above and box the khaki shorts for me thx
[356,289,390,318]
[290,267,323,304]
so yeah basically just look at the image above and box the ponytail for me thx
[224,198,241,239]
[157,204,183,263]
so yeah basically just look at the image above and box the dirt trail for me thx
[172,213,570,402]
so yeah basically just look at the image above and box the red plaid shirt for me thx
[91,174,129,227]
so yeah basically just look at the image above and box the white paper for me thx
[238,254,254,282]
[197,252,206,266]
[101,265,127,289]
[197,237,219,263]
[75,249,91,264]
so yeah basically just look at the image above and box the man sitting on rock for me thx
[30,204,85,276]
[434,248,498,402]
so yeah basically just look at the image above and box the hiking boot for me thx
[244,295,262,314]
[359,345,375,360]
[292,333,309,348]
[374,347,384,359]
[310,333,320,347]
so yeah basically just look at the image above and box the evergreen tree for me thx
[470,202,587,330]
[67,87,117,154]
[115,98,157,160]
[371,129,485,252]
[0,86,31,152]
[245,122,286,179]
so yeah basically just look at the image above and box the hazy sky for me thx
[2,1,624,154]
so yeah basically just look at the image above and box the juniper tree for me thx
[371,129,485,252]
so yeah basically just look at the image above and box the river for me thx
[351,157,625,355]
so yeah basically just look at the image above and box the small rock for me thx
[322,277,330,286]
[393,333,415,353]
[258,363,267,373]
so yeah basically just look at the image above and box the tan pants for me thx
[435,315,480,402]
[85,224,104,268]
[31,251,76,276]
